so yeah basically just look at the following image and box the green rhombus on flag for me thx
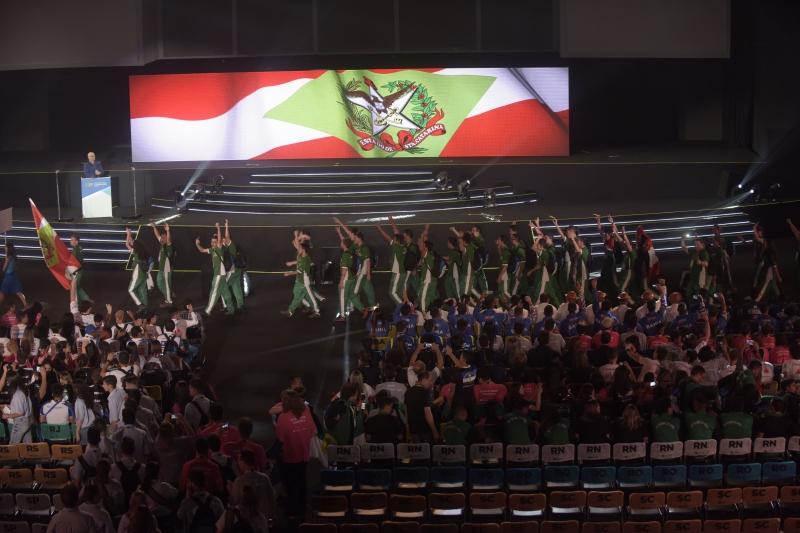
[264,69,494,158]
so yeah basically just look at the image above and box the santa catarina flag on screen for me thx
[29,200,81,290]
[130,68,569,162]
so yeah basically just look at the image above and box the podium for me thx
[81,177,113,218]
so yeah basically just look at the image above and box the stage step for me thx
[152,191,535,215]
[3,222,131,264]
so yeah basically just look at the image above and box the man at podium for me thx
[83,152,104,178]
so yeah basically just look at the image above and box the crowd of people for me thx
[0,242,276,532]
[278,216,800,454]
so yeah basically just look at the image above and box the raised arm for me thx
[596,216,604,239]
[680,235,689,254]
[753,222,763,244]
[214,223,222,248]
[375,222,393,244]
[619,226,632,252]
[125,228,134,252]
[788,219,800,240]
[150,222,162,241]
[388,215,401,236]
[551,218,566,240]
[195,237,208,254]
[420,223,430,242]
[224,219,231,246]
[608,217,622,242]
[449,226,466,239]
[333,217,355,239]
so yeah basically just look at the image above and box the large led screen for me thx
[130,68,569,162]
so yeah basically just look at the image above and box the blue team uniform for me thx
[504,317,533,337]
[742,301,762,322]
[638,294,668,337]
[752,314,778,333]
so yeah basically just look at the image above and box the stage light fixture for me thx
[768,183,781,200]
[738,184,743,189]
[434,172,450,191]
[242,271,251,297]
[175,193,188,211]
[457,180,471,200]
[211,174,225,194]
[483,188,497,208]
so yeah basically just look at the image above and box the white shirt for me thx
[0,337,9,356]
[45,507,98,533]
[636,299,662,321]
[107,388,125,424]
[111,424,154,463]
[782,359,800,380]
[375,382,407,405]
[664,303,681,324]
[554,303,570,322]
[700,357,729,386]
[515,337,533,352]
[534,303,553,324]
[71,445,107,484]
[599,363,619,385]
[108,367,140,389]
[40,398,74,424]
[407,367,441,390]
[185,394,212,431]
[79,502,114,533]
[111,323,131,338]
[612,304,630,323]
[761,362,775,383]
[110,455,146,483]
[639,357,661,381]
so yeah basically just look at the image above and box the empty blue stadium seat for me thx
[653,465,686,487]
[394,467,430,490]
[580,466,616,490]
[469,468,504,491]
[726,463,762,486]
[431,466,467,491]
[357,469,392,491]
[618,466,653,489]
[688,464,723,489]
[506,468,542,492]
[320,469,356,491]
[762,461,797,484]
[544,465,580,490]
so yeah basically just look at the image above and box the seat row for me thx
[0,444,82,468]
[300,517,797,533]
[320,461,796,496]
[308,488,798,528]
[0,469,71,495]
[328,439,796,468]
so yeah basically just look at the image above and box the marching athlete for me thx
[418,239,436,314]
[334,217,377,316]
[444,237,462,300]
[220,220,244,313]
[681,235,710,302]
[125,228,152,311]
[334,232,360,322]
[615,225,639,303]
[596,216,619,296]
[195,224,234,315]
[150,222,174,307]
[496,235,512,301]
[281,239,320,319]
[375,217,408,306]
[70,234,91,303]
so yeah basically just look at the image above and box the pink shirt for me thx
[648,336,669,350]
[276,408,316,463]
[761,337,776,350]
[196,422,242,447]
[592,331,620,350]
[473,383,508,404]
[579,335,592,351]
[769,345,790,365]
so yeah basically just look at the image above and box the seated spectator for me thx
[650,397,681,442]
[592,317,620,349]
[757,397,792,440]
[613,405,649,443]
[356,350,380,388]
[504,400,535,445]
[720,397,755,439]
[178,471,225,533]
[365,394,405,445]
[39,383,75,425]
[507,351,528,383]
[511,322,533,352]
[538,405,570,445]
[574,399,610,444]
[685,394,718,441]
[444,406,472,447]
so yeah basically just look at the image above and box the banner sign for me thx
[130,68,569,162]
